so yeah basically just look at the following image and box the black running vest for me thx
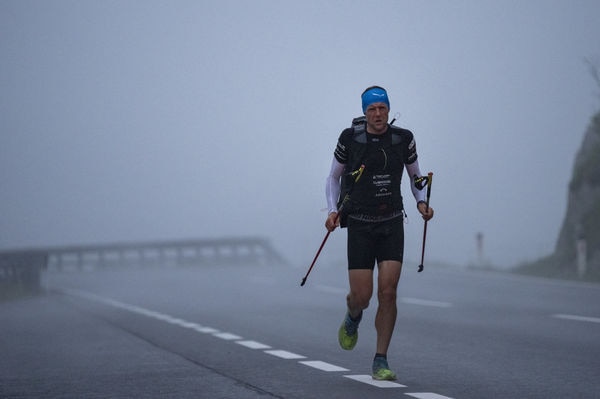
[334,120,417,220]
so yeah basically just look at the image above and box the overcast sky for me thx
[2,0,599,268]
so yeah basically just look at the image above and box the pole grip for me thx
[425,172,433,208]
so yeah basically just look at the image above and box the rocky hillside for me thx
[517,109,600,281]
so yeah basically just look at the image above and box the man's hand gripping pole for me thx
[300,165,365,287]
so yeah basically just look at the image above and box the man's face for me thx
[365,102,389,134]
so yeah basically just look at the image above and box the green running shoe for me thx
[338,312,359,350]
[372,367,397,381]
[338,323,358,350]
[372,356,397,380]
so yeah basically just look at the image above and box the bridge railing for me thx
[0,250,47,295]
[0,237,287,293]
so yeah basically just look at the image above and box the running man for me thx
[324,86,434,380]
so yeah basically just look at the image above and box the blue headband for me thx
[361,87,390,114]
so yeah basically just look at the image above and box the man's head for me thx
[361,86,390,114]
[361,86,390,134]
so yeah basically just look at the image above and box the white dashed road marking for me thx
[264,349,306,360]
[192,326,219,334]
[405,393,455,399]
[214,332,242,340]
[175,320,203,329]
[299,360,349,372]
[63,288,455,397]
[553,313,600,324]
[344,374,406,388]
[236,340,272,350]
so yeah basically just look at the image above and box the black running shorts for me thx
[346,216,404,270]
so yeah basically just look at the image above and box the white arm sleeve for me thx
[405,160,426,203]
[325,158,345,214]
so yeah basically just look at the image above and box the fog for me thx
[2,1,599,269]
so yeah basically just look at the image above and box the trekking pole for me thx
[417,172,433,272]
[300,221,335,287]
[300,165,365,287]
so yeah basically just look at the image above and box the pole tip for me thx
[417,264,424,272]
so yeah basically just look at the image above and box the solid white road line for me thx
[553,313,600,324]
[299,360,349,372]
[344,374,406,388]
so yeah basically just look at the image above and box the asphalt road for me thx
[1,262,599,398]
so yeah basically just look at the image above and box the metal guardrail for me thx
[0,250,47,293]
[0,237,287,292]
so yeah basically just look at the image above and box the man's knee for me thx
[377,288,397,305]
[347,291,371,310]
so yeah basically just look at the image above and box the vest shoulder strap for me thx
[390,126,403,145]
[351,116,367,143]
